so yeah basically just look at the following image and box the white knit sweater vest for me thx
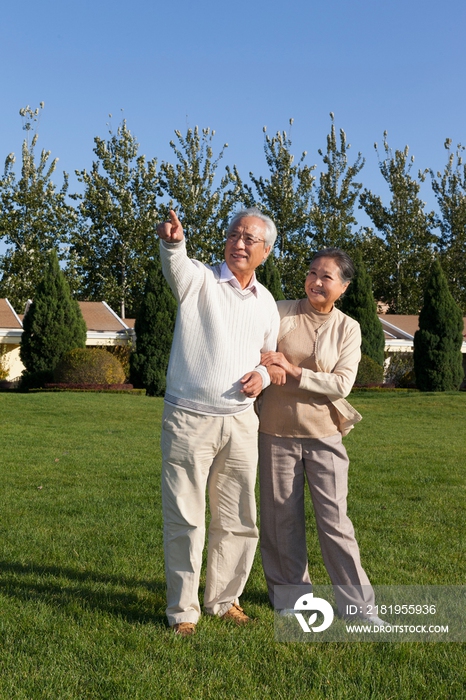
[160,240,279,415]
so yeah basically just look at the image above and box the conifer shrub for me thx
[340,250,385,366]
[20,249,87,385]
[130,258,177,396]
[19,369,54,391]
[54,348,126,385]
[256,254,285,300]
[355,354,384,386]
[413,259,464,391]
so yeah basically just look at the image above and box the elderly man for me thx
[157,207,279,637]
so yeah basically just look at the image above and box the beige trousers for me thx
[161,403,259,626]
[259,432,375,616]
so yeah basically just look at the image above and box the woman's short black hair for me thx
[310,248,355,284]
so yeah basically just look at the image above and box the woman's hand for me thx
[267,365,287,386]
[261,352,302,381]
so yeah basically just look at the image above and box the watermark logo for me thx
[275,585,465,642]
[293,592,334,633]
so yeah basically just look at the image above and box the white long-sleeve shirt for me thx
[160,239,280,415]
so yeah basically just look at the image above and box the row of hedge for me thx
[16,347,416,392]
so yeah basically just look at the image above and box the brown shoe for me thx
[172,622,196,637]
[220,603,250,625]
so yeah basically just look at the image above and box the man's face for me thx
[224,216,271,286]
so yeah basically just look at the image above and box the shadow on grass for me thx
[241,587,271,608]
[0,560,167,627]
[0,561,273,628]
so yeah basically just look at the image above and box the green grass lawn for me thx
[0,391,465,699]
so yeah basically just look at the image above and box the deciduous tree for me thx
[159,127,242,264]
[427,140,466,312]
[310,114,365,252]
[359,133,437,313]
[70,118,160,318]
[0,104,77,311]
[244,120,316,299]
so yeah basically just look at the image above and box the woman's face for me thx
[305,257,349,313]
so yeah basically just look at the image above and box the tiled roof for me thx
[0,299,22,329]
[78,302,129,332]
[378,315,419,339]
[2,300,129,333]
[379,314,466,340]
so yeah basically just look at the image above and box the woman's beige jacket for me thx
[276,299,362,436]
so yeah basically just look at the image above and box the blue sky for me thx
[1,0,465,226]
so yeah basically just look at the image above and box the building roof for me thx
[379,314,466,340]
[1,299,133,346]
[0,298,22,329]
[379,314,466,355]
[78,301,130,332]
[378,315,419,340]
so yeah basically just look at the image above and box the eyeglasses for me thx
[226,232,266,246]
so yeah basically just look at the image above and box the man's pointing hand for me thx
[157,210,184,243]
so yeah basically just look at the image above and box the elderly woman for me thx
[259,248,385,624]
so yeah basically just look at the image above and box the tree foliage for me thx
[355,354,384,386]
[359,133,437,313]
[413,259,464,391]
[70,118,160,318]
[0,344,9,381]
[310,113,365,252]
[130,256,177,396]
[0,104,77,311]
[428,140,466,312]
[20,249,87,380]
[255,253,285,300]
[54,348,126,385]
[244,120,316,299]
[2,104,466,327]
[159,127,242,263]
[339,250,385,366]
[384,352,415,388]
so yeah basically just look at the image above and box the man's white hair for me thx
[227,207,277,249]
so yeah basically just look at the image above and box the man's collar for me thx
[219,262,260,297]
